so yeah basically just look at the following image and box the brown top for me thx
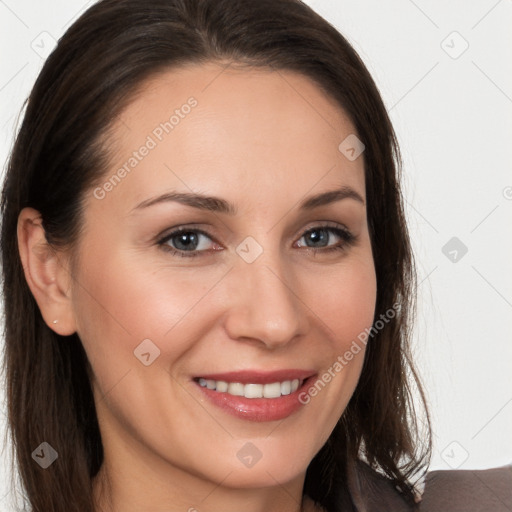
[420,465,512,511]
[342,459,512,512]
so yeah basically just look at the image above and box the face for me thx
[68,63,376,494]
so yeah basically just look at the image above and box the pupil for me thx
[308,229,327,247]
[175,232,198,251]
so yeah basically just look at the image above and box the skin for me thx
[18,62,376,512]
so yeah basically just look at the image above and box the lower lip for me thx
[194,378,314,422]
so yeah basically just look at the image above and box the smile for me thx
[192,369,316,421]
[197,378,302,398]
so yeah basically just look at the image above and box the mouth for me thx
[196,377,304,399]
[192,370,317,422]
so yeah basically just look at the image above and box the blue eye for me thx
[297,226,354,252]
[157,225,355,258]
[157,228,216,258]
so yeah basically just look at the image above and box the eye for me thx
[295,225,355,253]
[157,224,355,258]
[157,228,219,258]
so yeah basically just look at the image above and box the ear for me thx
[17,207,77,336]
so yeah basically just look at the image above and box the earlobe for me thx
[17,207,77,336]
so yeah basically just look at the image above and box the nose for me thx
[222,247,308,349]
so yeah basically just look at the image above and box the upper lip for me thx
[194,369,316,384]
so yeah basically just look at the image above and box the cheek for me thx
[310,257,377,348]
[296,255,376,426]
[70,247,229,389]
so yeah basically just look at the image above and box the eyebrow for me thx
[130,186,364,215]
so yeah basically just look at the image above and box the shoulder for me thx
[347,459,417,511]
[348,460,512,512]
[419,464,512,512]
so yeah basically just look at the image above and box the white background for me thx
[1,0,511,508]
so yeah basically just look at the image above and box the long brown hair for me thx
[0,1,431,510]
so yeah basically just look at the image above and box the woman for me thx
[1,1,510,511]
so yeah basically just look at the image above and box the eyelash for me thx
[156,224,356,259]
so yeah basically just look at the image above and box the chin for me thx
[195,445,313,489]
[221,463,306,489]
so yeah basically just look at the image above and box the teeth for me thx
[244,383,263,398]
[228,382,244,396]
[263,382,281,398]
[281,380,291,396]
[198,378,302,398]
[215,380,228,392]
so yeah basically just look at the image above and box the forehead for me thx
[94,62,365,215]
